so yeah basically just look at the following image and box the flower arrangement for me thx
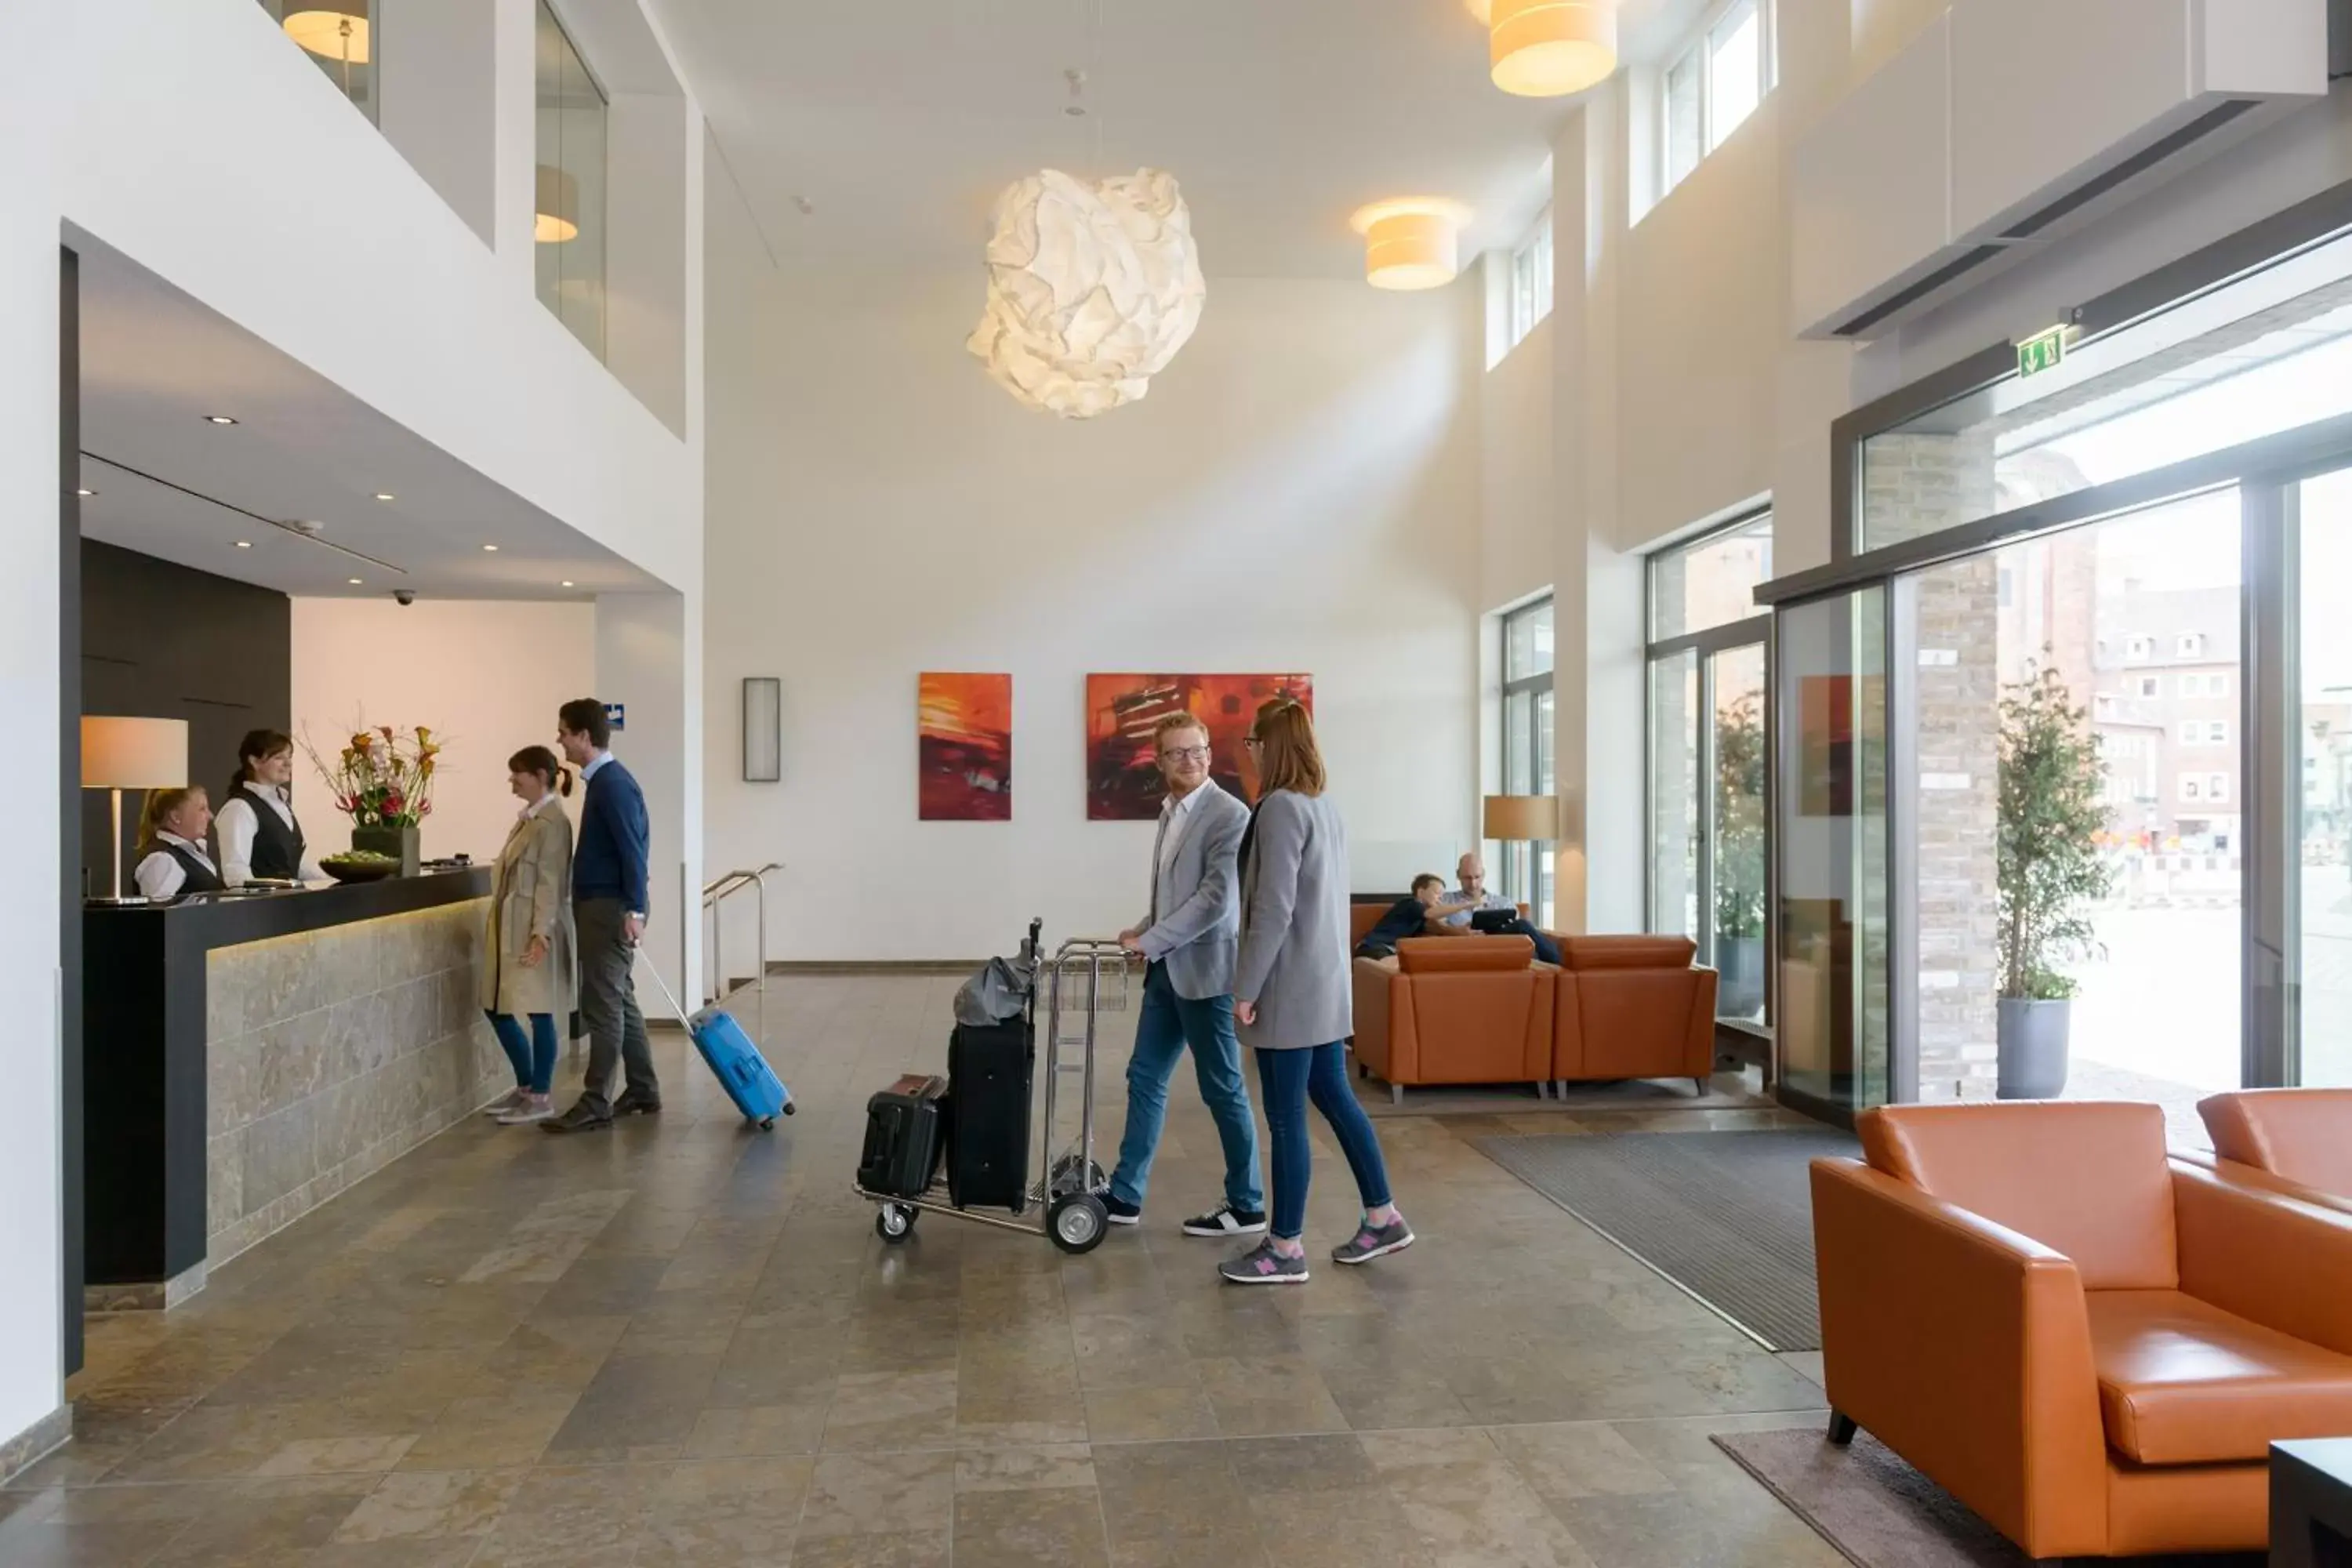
[302,723,442,828]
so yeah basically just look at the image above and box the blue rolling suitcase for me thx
[641,956,795,1130]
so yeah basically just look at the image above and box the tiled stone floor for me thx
[8,974,1842,1566]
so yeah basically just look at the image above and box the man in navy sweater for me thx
[545,698,659,1133]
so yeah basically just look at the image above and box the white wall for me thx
[1480,314,1556,610]
[702,256,1486,962]
[289,599,597,864]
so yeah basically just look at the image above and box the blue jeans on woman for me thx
[1254,1041,1392,1242]
[488,1011,557,1095]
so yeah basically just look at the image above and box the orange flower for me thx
[351,731,375,750]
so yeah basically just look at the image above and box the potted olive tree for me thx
[1995,665,2114,1098]
[1712,691,1767,1020]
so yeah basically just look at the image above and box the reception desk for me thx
[84,868,500,1308]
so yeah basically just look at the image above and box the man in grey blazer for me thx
[1104,713,1266,1236]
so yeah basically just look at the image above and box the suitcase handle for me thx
[633,948,698,1030]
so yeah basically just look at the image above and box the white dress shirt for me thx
[135,833,220,899]
[216,781,326,884]
[1151,781,1209,927]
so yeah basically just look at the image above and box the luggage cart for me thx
[859,931,1133,1254]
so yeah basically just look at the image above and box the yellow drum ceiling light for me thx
[1465,0,1617,98]
[1351,199,1471,291]
[535,165,579,244]
[282,2,370,64]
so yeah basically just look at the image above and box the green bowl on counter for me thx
[320,851,401,884]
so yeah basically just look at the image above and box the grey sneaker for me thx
[1332,1216,1414,1265]
[496,1093,554,1124]
[481,1087,528,1118]
[1218,1240,1308,1286]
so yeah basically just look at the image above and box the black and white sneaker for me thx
[1182,1202,1269,1238]
[1102,1195,1142,1226]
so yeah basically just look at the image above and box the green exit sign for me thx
[2018,327,2067,378]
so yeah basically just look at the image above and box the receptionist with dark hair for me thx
[216,728,325,885]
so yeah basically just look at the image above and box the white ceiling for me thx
[74,239,659,602]
[658,0,1675,278]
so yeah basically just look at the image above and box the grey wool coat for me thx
[1232,789,1352,1051]
[480,798,579,1019]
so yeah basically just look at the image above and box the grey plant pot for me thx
[1996,997,2071,1100]
[351,824,421,877]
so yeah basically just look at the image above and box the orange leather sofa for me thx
[1549,935,1715,1098]
[1812,1101,2352,1559]
[1347,912,1717,1102]
[2194,1088,2352,1210]
[1350,936,1554,1102]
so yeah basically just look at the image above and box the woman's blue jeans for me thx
[1254,1041,1392,1242]
[488,1011,557,1095]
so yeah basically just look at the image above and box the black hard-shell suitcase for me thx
[858,1074,947,1199]
[945,1018,1033,1210]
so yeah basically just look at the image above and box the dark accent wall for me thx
[60,248,82,1377]
[80,541,292,896]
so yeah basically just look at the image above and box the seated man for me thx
[1356,875,1478,960]
[1435,852,1561,965]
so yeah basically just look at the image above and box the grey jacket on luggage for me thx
[1135,780,1250,1001]
[1233,789,1352,1051]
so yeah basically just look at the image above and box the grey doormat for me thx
[1712,1426,2261,1568]
[1472,1127,1856,1350]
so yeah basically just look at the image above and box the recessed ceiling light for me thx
[76,487,95,497]
[234,540,252,549]
[347,577,363,585]
[561,580,575,588]
[204,414,238,426]
[373,492,395,502]
[482,544,499,552]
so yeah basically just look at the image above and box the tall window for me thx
[1505,212,1554,357]
[1658,0,1776,200]
[535,0,607,360]
[1501,598,1556,927]
[1647,511,1774,1024]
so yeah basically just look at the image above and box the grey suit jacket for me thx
[1136,781,1250,1000]
[1233,789,1352,1051]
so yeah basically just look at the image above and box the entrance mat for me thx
[1712,1426,2261,1568]
[1472,1127,1855,1350]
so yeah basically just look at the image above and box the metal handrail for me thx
[701,862,781,1033]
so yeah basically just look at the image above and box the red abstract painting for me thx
[1085,673,1314,821]
[919,673,1012,821]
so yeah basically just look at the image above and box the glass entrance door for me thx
[2296,466,2352,1083]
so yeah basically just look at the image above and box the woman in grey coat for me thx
[479,746,579,1124]
[1224,699,1413,1284]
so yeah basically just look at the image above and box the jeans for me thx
[488,1011,557,1095]
[1255,1041,1393,1242]
[1497,918,1563,967]
[1109,960,1263,1214]
[575,897,657,1116]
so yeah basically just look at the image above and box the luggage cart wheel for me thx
[875,1203,916,1243]
[1047,1192,1107,1254]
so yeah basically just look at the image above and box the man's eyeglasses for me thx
[1160,745,1211,765]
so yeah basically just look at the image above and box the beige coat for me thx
[480,797,579,1019]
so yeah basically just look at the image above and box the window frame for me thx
[1502,209,1555,358]
[1644,507,1777,1034]
[1500,597,1558,926]
[1656,0,1777,202]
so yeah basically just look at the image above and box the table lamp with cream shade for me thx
[82,717,188,903]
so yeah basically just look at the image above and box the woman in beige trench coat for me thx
[479,746,579,1123]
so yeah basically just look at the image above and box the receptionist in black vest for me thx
[132,786,223,898]
[216,728,324,885]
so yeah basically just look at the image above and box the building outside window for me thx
[1501,598,1555,927]
[1646,510,1774,1025]
[1657,0,1775,200]
[535,0,607,360]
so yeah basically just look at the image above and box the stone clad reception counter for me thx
[84,868,502,1307]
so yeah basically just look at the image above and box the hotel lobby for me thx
[9,1,2352,1563]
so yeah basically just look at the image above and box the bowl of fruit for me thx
[320,850,401,884]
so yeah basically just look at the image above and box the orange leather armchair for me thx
[2194,1088,2352,1210]
[1551,936,1717,1096]
[1350,937,1553,1103]
[1813,1102,2352,1559]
